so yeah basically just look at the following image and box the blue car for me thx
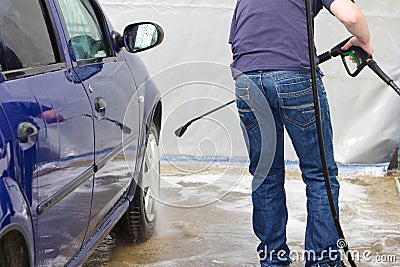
[0,0,163,266]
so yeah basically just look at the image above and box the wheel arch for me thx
[151,100,162,137]
[0,177,34,266]
[126,99,161,200]
[0,224,32,266]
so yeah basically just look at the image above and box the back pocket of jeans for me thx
[276,77,315,128]
[235,85,258,131]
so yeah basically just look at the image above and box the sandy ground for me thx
[84,161,400,267]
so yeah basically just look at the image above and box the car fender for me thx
[123,52,161,199]
[122,51,161,125]
[123,51,161,143]
[0,177,34,266]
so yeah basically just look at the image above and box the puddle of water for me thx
[84,164,400,267]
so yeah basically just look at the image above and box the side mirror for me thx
[116,22,164,53]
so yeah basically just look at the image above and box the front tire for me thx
[113,121,160,244]
[0,231,30,267]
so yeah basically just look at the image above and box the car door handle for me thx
[17,122,38,150]
[95,97,106,116]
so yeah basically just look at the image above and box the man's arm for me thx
[330,0,373,55]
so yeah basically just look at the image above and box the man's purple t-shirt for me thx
[229,0,334,77]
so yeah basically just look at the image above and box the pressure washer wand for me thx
[175,38,399,139]
[318,37,400,96]
[367,60,400,96]
[175,99,235,137]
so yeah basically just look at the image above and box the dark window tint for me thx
[0,0,59,72]
[58,0,111,62]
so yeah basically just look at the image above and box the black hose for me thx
[304,1,357,266]
[318,51,332,64]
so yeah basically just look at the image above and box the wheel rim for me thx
[141,131,159,223]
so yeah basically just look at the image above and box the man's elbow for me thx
[331,0,362,26]
[340,10,362,27]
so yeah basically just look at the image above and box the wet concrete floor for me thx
[84,162,400,267]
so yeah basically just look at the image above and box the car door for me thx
[0,103,11,183]
[55,0,141,238]
[0,0,94,265]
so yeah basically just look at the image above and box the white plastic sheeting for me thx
[99,0,400,163]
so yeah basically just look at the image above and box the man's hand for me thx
[341,36,374,55]
[330,0,373,55]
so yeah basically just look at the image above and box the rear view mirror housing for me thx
[115,22,164,53]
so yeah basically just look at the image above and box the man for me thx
[229,0,373,266]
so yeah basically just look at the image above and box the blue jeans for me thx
[235,70,341,267]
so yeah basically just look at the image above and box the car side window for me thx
[58,0,112,62]
[0,0,60,72]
